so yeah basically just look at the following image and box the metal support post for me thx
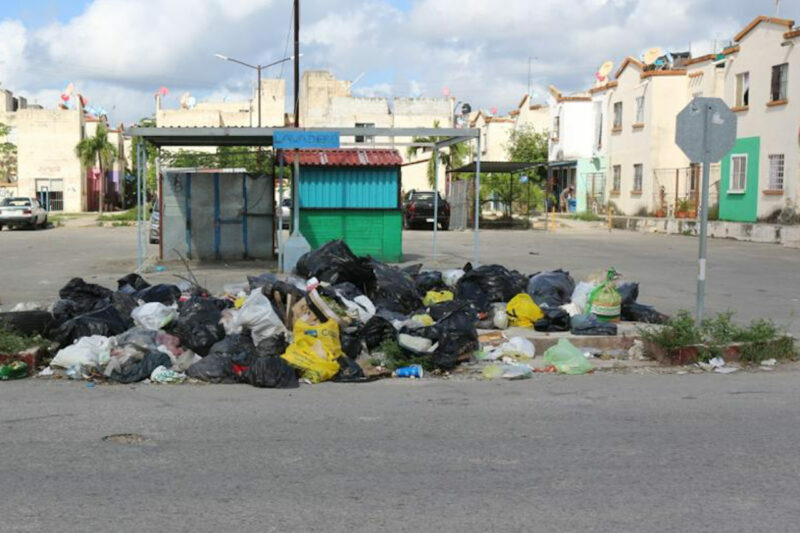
[136,142,143,272]
[696,107,712,326]
[278,150,285,269]
[473,136,481,265]
[433,147,439,263]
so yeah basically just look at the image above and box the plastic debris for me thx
[482,363,533,380]
[543,339,594,375]
[150,365,187,383]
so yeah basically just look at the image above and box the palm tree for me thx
[75,122,117,213]
[407,120,470,188]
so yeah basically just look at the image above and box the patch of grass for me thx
[639,311,701,353]
[96,207,148,223]
[570,212,602,222]
[0,327,39,355]
[377,338,435,372]
[48,215,66,227]
[111,221,130,227]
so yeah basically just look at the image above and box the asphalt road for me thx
[1,223,799,336]
[2,374,800,532]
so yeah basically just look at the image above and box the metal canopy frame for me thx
[126,126,483,271]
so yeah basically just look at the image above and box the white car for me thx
[0,197,48,231]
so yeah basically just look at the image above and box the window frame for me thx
[552,115,561,141]
[768,154,785,191]
[729,154,748,194]
[735,72,750,108]
[771,63,789,103]
[354,122,375,143]
[632,164,643,192]
[613,102,623,129]
[612,165,622,192]
[634,96,645,124]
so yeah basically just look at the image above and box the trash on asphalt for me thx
[0,360,28,380]
[14,239,678,388]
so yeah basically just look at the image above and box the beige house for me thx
[300,70,456,194]
[470,111,515,162]
[510,94,549,134]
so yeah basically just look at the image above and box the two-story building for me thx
[547,86,594,210]
[717,15,799,222]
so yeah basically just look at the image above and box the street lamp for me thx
[214,53,301,127]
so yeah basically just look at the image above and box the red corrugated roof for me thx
[283,149,403,167]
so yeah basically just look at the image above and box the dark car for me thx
[402,190,450,230]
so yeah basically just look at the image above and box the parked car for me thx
[0,197,48,230]
[149,201,159,244]
[402,190,450,230]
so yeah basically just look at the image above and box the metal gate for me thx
[35,179,64,211]
[449,178,470,230]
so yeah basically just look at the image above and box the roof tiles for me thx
[283,149,403,167]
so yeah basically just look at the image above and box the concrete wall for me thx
[15,108,85,212]
[548,98,593,162]
[514,101,550,134]
[722,21,799,218]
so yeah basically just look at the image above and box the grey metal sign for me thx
[676,97,737,163]
[675,97,737,325]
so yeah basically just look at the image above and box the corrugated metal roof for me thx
[283,149,403,167]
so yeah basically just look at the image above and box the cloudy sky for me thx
[0,0,796,125]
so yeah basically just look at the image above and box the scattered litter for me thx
[484,336,535,361]
[760,358,777,367]
[394,365,423,378]
[150,365,187,384]
[543,339,594,375]
[482,363,533,380]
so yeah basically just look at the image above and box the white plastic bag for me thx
[570,281,597,315]
[486,336,535,360]
[442,269,465,288]
[51,335,115,369]
[233,290,289,345]
[150,365,187,383]
[491,303,509,329]
[131,302,177,330]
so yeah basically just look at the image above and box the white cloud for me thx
[1,0,798,123]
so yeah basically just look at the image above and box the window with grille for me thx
[612,165,621,192]
[613,102,622,129]
[552,115,560,140]
[633,164,643,192]
[735,72,749,107]
[771,63,788,102]
[730,155,747,193]
[635,96,645,124]
[768,154,784,190]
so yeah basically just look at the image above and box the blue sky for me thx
[2,0,799,124]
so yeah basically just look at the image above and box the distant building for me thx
[510,94,549,134]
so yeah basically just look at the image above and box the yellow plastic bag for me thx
[506,293,544,328]
[280,320,342,383]
[411,314,435,326]
[423,290,454,306]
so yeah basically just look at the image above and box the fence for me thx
[652,164,720,216]
[449,178,470,230]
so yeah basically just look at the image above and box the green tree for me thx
[75,122,118,213]
[481,125,549,219]
[0,122,17,183]
[407,121,469,188]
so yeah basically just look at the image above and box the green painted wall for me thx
[720,137,759,222]
[577,156,607,212]
[300,209,403,262]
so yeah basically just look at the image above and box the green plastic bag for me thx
[587,268,621,323]
[0,361,28,380]
[543,338,593,375]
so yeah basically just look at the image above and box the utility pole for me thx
[294,0,300,128]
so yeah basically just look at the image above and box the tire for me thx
[149,237,158,245]
[402,216,410,230]
[441,219,450,231]
[39,216,48,229]
[0,224,4,231]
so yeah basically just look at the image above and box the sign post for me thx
[676,97,737,325]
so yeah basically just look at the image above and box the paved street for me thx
[2,373,800,532]
[1,223,799,336]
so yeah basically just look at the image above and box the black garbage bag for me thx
[208,334,257,367]
[527,269,575,308]
[134,284,181,305]
[455,279,491,313]
[109,351,172,384]
[248,273,278,293]
[52,299,80,324]
[408,303,479,370]
[117,273,151,294]
[427,300,472,321]
[242,356,298,388]
[332,281,365,301]
[622,303,669,324]
[295,240,375,291]
[110,292,138,327]
[169,295,224,356]
[362,315,397,351]
[52,305,130,347]
[571,313,618,336]
[0,310,53,337]
[256,333,289,357]
[456,264,528,305]
[616,282,640,306]
[333,356,366,382]
[533,307,571,332]
[186,352,235,383]
[59,277,113,314]
[340,325,365,359]
[412,270,447,296]
[368,260,422,314]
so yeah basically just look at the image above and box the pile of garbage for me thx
[23,240,667,387]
